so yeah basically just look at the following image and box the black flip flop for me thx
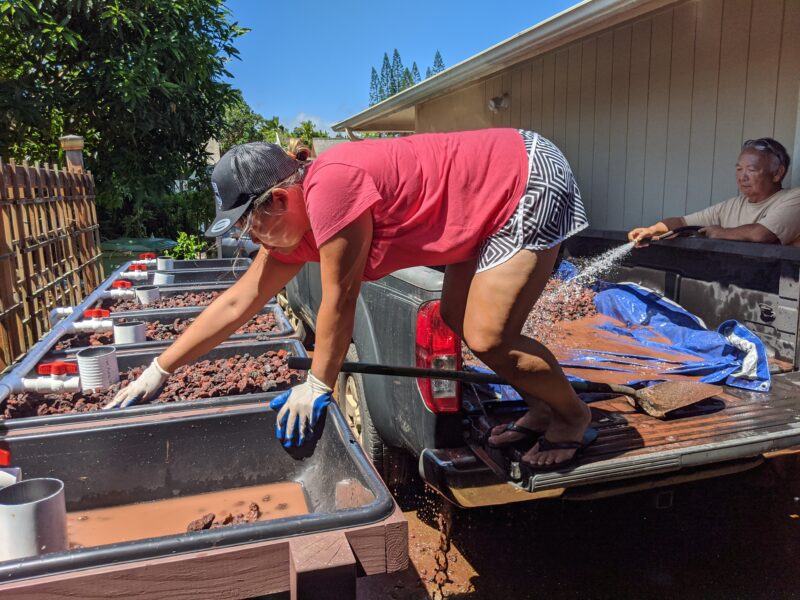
[520,427,598,473]
[487,421,543,450]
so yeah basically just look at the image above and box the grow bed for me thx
[130,268,245,286]
[3,339,306,428]
[98,284,275,312]
[0,403,403,592]
[51,306,293,353]
[154,258,251,270]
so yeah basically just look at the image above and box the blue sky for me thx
[224,0,578,132]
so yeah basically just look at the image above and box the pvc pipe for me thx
[76,346,120,392]
[0,478,68,561]
[152,271,175,285]
[156,256,174,270]
[118,271,148,281]
[131,258,157,267]
[135,285,160,305]
[21,376,81,394]
[0,260,133,402]
[0,469,21,490]
[67,319,114,333]
[48,307,74,327]
[105,289,136,300]
[113,320,146,345]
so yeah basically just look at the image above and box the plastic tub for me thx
[47,305,294,356]
[4,339,307,430]
[132,268,245,287]
[0,403,394,582]
[159,258,251,270]
[97,283,276,313]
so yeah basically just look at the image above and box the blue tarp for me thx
[468,261,771,400]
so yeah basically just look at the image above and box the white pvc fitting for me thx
[113,320,146,345]
[48,307,74,327]
[21,376,81,394]
[106,289,136,299]
[0,478,68,561]
[0,468,21,490]
[76,346,120,392]
[135,285,160,305]
[118,272,148,281]
[69,319,113,333]
[132,258,157,266]
[152,271,175,285]
[156,256,174,270]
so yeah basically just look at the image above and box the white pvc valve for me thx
[107,289,136,299]
[48,307,74,327]
[22,362,82,393]
[118,271,148,281]
[67,309,113,333]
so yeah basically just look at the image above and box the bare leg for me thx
[461,247,592,467]
[440,259,552,443]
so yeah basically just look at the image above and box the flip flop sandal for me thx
[520,427,598,473]
[486,421,543,450]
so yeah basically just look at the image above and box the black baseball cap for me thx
[206,142,301,237]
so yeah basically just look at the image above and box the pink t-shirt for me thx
[271,128,528,281]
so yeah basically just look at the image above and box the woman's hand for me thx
[628,226,658,247]
[269,373,333,446]
[103,358,170,409]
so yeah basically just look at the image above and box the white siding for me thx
[415,0,800,230]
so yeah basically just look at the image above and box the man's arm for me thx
[700,223,778,243]
[311,211,373,388]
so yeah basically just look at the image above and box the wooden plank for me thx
[290,532,357,600]
[509,65,522,128]
[623,18,652,230]
[685,0,724,215]
[553,49,569,150]
[591,31,614,230]
[578,38,596,216]
[663,0,698,218]
[565,43,582,170]
[530,57,544,133]
[742,0,783,140]
[774,0,800,187]
[607,25,632,229]
[710,0,752,204]
[500,71,512,128]
[541,53,556,140]
[641,9,673,226]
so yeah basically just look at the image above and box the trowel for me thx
[287,358,722,419]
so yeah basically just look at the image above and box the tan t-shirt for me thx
[683,187,800,245]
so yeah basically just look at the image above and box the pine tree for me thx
[379,53,391,101]
[390,49,404,95]
[411,62,421,84]
[432,50,445,75]
[369,67,379,105]
[425,66,432,79]
[401,67,413,90]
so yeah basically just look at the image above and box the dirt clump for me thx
[101,291,223,312]
[54,313,281,350]
[186,503,261,531]
[4,350,299,419]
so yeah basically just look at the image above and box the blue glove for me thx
[269,372,333,447]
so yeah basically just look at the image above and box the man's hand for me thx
[699,225,724,239]
[628,226,658,247]
[104,357,170,409]
[269,373,333,447]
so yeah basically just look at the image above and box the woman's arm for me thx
[628,217,686,245]
[311,211,373,387]
[158,248,303,372]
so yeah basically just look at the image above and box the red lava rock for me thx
[101,291,223,312]
[187,513,215,532]
[5,352,300,420]
[54,313,281,350]
[188,503,262,532]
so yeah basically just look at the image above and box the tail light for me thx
[415,300,462,413]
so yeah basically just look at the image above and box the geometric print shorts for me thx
[476,129,589,272]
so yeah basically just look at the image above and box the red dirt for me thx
[101,291,223,312]
[54,313,281,350]
[4,350,300,419]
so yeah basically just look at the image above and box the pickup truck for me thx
[286,230,800,508]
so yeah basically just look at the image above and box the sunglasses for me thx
[742,138,782,160]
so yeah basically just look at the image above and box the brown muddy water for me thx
[68,482,308,548]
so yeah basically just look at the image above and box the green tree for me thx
[369,67,380,106]
[401,67,413,90]
[0,0,246,237]
[390,49,403,95]
[218,92,268,155]
[426,66,432,79]
[379,52,391,100]
[291,120,328,147]
[411,62,421,85]
[432,50,445,75]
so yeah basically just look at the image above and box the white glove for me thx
[269,372,333,447]
[103,357,170,409]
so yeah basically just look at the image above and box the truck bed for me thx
[472,373,800,495]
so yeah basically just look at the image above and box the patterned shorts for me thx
[477,130,589,272]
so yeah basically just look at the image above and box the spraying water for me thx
[570,241,635,288]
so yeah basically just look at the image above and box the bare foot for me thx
[487,403,551,447]
[521,402,592,467]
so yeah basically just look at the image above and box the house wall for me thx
[415,0,800,231]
